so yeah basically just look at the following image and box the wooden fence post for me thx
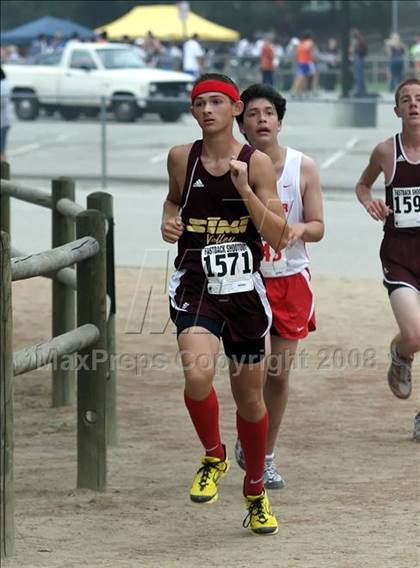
[87,192,117,446]
[51,178,76,407]
[0,231,14,558]
[76,210,107,491]
[0,162,11,235]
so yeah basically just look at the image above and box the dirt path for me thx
[4,269,419,568]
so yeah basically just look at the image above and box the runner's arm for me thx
[161,147,185,243]
[230,151,289,251]
[355,143,392,221]
[289,156,324,245]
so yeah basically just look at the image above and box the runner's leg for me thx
[178,327,224,458]
[264,335,299,455]
[389,288,420,359]
[230,361,267,496]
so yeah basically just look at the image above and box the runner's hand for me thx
[161,215,184,243]
[287,222,305,246]
[229,158,251,196]
[364,198,392,221]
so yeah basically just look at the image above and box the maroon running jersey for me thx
[174,140,264,277]
[380,133,420,292]
[384,133,420,234]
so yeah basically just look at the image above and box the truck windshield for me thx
[96,48,145,69]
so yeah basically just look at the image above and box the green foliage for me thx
[2,0,419,40]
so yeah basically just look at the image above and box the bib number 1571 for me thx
[203,248,251,277]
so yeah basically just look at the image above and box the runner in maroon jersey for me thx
[355,78,420,441]
[161,73,289,533]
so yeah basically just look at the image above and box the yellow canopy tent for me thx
[96,4,239,42]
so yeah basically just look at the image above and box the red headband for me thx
[191,80,240,103]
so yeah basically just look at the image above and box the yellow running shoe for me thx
[243,489,278,535]
[190,449,230,504]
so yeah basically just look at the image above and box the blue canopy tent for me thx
[0,16,94,45]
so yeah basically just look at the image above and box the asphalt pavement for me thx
[6,98,399,278]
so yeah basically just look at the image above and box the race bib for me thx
[393,186,420,228]
[260,241,286,277]
[201,242,254,295]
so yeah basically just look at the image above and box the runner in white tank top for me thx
[260,146,310,278]
[235,84,325,489]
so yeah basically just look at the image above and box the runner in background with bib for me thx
[235,84,324,488]
[355,78,420,441]
[161,73,289,534]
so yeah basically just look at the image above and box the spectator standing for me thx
[143,31,162,67]
[30,34,49,56]
[0,66,12,162]
[323,37,339,91]
[183,33,204,78]
[410,34,420,80]
[260,36,275,86]
[285,37,299,58]
[292,32,316,96]
[97,31,108,43]
[350,29,368,96]
[68,32,81,44]
[170,43,183,71]
[50,31,66,51]
[1,45,21,63]
[236,38,251,58]
[385,33,407,91]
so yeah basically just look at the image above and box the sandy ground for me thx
[4,268,420,568]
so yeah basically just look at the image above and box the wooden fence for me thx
[0,162,117,558]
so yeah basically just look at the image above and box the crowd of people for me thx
[236,30,420,97]
[2,28,420,95]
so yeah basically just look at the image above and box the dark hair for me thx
[0,66,5,81]
[236,83,287,125]
[395,78,420,106]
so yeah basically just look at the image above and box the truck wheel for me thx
[45,106,56,117]
[59,107,81,121]
[84,108,100,118]
[159,110,182,123]
[14,94,40,120]
[113,97,137,122]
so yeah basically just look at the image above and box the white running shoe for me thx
[264,458,286,490]
[234,439,286,490]
[387,340,412,399]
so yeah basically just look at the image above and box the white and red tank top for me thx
[260,147,310,278]
[384,133,420,235]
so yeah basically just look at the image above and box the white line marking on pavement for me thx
[56,133,77,142]
[9,133,77,157]
[321,137,358,169]
[8,143,41,157]
[150,152,168,164]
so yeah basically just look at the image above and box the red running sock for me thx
[184,388,224,460]
[237,411,268,496]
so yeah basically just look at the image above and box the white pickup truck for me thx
[4,42,194,122]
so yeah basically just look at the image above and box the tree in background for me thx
[1,0,419,46]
